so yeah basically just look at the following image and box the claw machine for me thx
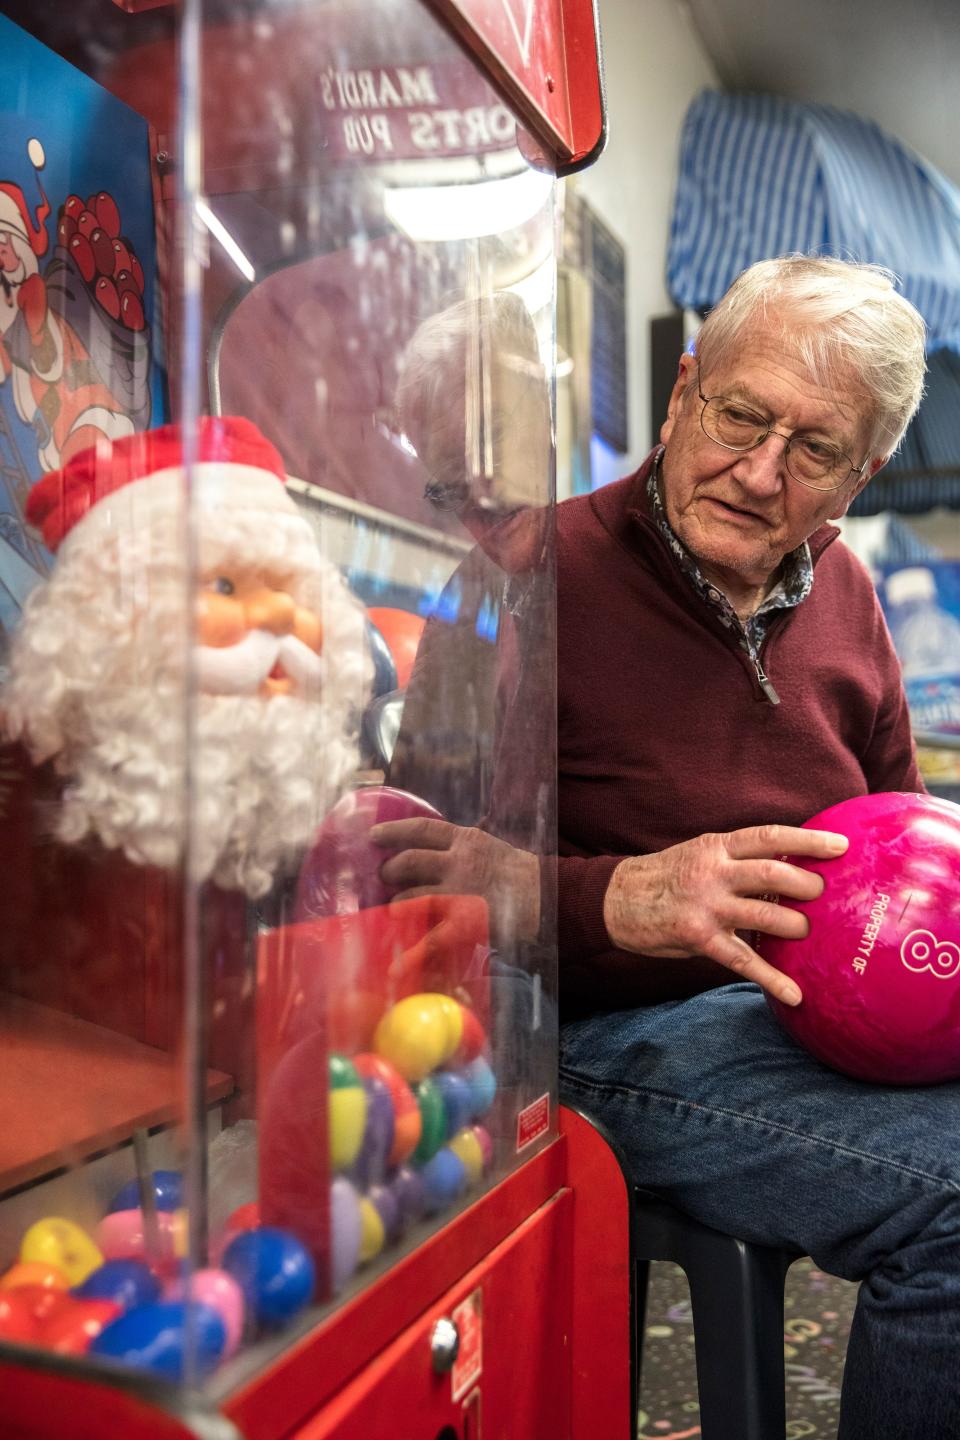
[0,1,628,1436]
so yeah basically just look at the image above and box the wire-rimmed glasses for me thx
[696,368,866,492]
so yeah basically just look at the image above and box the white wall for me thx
[575,0,718,487]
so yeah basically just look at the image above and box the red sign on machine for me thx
[451,1289,484,1401]
[516,1092,550,1151]
[430,0,604,167]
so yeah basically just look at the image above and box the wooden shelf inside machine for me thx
[0,994,233,1193]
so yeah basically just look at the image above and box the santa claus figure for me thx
[3,415,372,898]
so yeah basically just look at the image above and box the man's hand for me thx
[603,825,850,1006]
[370,817,540,947]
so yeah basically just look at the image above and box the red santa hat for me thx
[0,139,51,258]
[27,416,295,553]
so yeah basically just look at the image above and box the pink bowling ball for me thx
[296,785,442,918]
[758,791,960,1084]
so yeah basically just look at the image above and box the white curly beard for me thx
[4,505,372,898]
[52,687,360,899]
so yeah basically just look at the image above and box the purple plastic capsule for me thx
[389,1165,426,1234]
[366,1182,402,1246]
[349,1075,395,1189]
[330,1176,363,1293]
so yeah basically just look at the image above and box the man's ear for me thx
[829,455,888,521]
[659,351,697,447]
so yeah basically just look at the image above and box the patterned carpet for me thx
[637,1257,859,1439]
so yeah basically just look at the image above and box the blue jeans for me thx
[559,983,960,1439]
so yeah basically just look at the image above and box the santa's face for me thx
[6,506,371,897]
[195,570,324,700]
[0,230,23,274]
[0,229,31,335]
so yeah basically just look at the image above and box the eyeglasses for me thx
[696,367,867,492]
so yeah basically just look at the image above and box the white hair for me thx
[5,500,372,897]
[695,255,927,460]
[395,290,547,510]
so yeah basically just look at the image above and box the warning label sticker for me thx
[515,1092,550,1152]
[451,1289,483,1401]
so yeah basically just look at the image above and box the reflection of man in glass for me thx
[395,290,551,526]
[381,291,553,949]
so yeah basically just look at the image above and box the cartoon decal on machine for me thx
[0,13,165,660]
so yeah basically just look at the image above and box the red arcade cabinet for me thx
[0,1,630,1436]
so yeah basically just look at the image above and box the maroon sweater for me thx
[556,452,923,1018]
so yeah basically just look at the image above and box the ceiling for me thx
[685,0,960,188]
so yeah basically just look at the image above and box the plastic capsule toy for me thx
[348,1073,395,1190]
[389,1166,426,1235]
[330,1177,362,1293]
[432,1071,474,1138]
[90,1300,226,1379]
[352,1053,421,1165]
[74,1258,161,1311]
[20,1218,103,1287]
[96,1207,187,1271]
[419,1148,468,1215]
[464,1056,497,1119]
[366,1183,401,1246]
[454,1006,488,1064]
[471,1124,494,1172]
[107,1170,184,1215]
[1,1261,69,1293]
[411,1076,446,1165]
[357,1197,386,1265]
[166,1268,245,1357]
[329,1055,367,1171]
[221,1227,315,1330]
[0,1290,40,1343]
[373,994,463,1082]
[447,1127,486,1187]
[44,1297,122,1354]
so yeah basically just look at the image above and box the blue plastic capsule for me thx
[464,1057,497,1119]
[419,1147,468,1214]
[433,1070,474,1137]
[90,1300,226,1379]
[107,1169,184,1214]
[74,1258,161,1311]
[221,1227,315,1329]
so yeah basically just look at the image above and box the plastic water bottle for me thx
[886,567,960,734]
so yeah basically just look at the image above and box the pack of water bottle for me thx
[883,566,960,735]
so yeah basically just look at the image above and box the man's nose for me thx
[733,431,789,493]
[243,586,297,635]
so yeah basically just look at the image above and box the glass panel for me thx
[0,0,558,1397]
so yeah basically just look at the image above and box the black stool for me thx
[634,1187,801,1440]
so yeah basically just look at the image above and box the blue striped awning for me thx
[668,90,960,354]
[850,348,960,515]
[668,90,960,513]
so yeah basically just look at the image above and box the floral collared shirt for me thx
[647,452,813,661]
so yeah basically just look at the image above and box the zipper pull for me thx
[755,656,780,705]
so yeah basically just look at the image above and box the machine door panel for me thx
[296,1190,572,1440]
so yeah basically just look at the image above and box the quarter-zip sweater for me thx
[556,450,923,1018]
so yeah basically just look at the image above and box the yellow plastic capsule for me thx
[171,1208,190,1260]
[20,1218,103,1287]
[357,1196,385,1264]
[434,995,465,1063]
[373,994,461,1082]
[329,1086,367,1171]
[448,1127,485,1186]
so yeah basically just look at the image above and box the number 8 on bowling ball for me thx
[758,791,960,1084]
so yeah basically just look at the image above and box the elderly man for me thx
[381,256,957,1438]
